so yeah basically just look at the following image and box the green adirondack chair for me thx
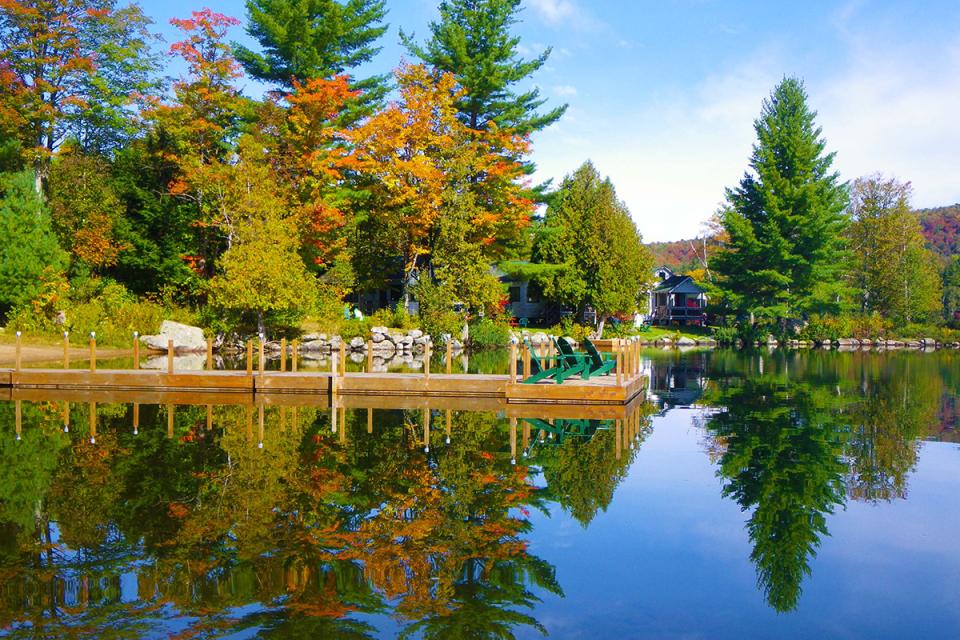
[553,337,595,380]
[521,338,585,384]
[582,338,617,376]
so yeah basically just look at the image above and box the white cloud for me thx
[527,0,577,24]
[552,84,578,97]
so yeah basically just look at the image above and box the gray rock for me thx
[922,337,938,347]
[300,339,327,352]
[349,336,366,349]
[372,331,386,343]
[408,329,423,340]
[371,326,389,335]
[141,321,206,352]
[328,335,343,348]
[676,336,697,346]
[302,333,326,342]
[836,338,857,346]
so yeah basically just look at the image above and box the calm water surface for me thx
[1,349,958,639]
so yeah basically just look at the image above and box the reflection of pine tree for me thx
[705,378,848,612]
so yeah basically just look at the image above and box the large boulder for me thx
[349,336,366,350]
[141,321,206,353]
[676,336,697,346]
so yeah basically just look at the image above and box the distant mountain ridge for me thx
[647,204,960,270]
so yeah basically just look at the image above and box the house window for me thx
[526,283,543,303]
[509,286,521,304]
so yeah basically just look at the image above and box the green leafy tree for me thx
[234,0,388,120]
[848,175,942,324]
[533,161,651,334]
[0,170,67,317]
[940,256,960,323]
[713,77,850,323]
[207,145,318,335]
[402,0,564,135]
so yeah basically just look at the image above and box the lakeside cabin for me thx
[647,267,707,326]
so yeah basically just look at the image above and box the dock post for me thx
[522,344,531,382]
[280,338,287,372]
[613,338,623,387]
[246,340,253,374]
[339,342,346,377]
[258,335,265,374]
[133,402,139,435]
[446,340,452,375]
[167,404,174,438]
[133,332,140,370]
[167,339,174,374]
[291,340,298,372]
[89,402,97,444]
[207,338,214,371]
[331,349,339,397]
[14,331,21,371]
[63,331,70,368]
[366,340,373,372]
[89,333,97,372]
[509,340,517,381]
[424,342,431,380]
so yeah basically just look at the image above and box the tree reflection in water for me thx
[0,400,616,638]
[698,349,952,613]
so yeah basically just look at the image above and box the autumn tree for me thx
[712,78,850,323]
[46,147,124,270]
[943,256,960,323]
[0,171,67,318]
[345,64,533,314]
[533,161,651,334]
[848,175,943,325]
[235,0,388,121]
[402,0,564,135]
[144,9,249,281]
[0,0,160,193]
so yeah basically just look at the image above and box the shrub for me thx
[469,318,511,349]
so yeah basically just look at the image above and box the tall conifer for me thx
[235,0,388,118]
[713,77,849,322]
[402,0,565,135]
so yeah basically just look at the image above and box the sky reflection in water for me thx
[0,348,958,639]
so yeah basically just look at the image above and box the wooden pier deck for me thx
[0,368,645,407]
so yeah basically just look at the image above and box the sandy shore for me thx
[0,343,131,366]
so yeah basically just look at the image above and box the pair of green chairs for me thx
[518,336,616,384]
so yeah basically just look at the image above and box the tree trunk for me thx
[595,314,607,339]
[256,310,265,338]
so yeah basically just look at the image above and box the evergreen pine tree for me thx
[0,171,67,318]
[713,78,849,322]
[234,0,389,119]
[401,0,565,135]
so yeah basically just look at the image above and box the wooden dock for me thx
[0,335,649,411]
[0,368,645,406]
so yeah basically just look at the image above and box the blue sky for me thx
[140,0,960,242]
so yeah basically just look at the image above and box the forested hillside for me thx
[647,203,960,272]
[917,204,960,259]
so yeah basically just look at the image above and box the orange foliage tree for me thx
[343,63,533,310]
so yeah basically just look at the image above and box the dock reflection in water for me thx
[0,348,959,638]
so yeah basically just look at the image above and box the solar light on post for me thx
[133,332,140,370]
[63,331,70,368]
[89,332,97,372]
[14,331,21,371]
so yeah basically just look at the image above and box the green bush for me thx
[712,325,738,344]
[556,316,593,342]
[469,318,510,349]
[413,280,462,339]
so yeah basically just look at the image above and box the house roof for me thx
[652,274,705,294]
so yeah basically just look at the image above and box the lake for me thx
[1,348,958,639]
